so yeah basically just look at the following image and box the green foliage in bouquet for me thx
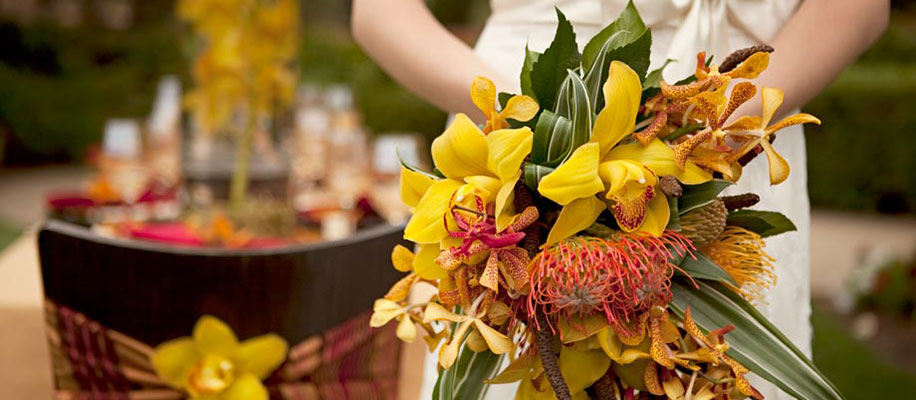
[373,2,842,399]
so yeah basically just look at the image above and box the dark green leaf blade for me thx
[582,0,646,72]
[677,251,738,285]
[670,279,845,400]
[520,45,541,98]
[727,209,797,238]
[530,8,580,111]
[678,179,733,215]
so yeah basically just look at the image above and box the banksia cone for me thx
[679,199,728,247]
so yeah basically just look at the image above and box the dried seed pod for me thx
[658,175,683,197]
[720,193,760,211]
[679,199,728,247]
[719,45,775,73]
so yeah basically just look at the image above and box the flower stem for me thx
[229,107,257,210]
[536,313,570,400]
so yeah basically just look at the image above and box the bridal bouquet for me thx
[372,2,841,399]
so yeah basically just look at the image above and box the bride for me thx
[352,0,888,398]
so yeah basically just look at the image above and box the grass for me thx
[0,220,19,251]
[812,304,916,399]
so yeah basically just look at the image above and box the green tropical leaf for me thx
[530,8,580,111]
[670,279,845,400]
[554,70,593,158]
[643,59,674,90]
[433,344,505,400]
[582,23,652,112]
[524,163,555,191]
[520,45,541,98]
[666,195,680,231]
[676,251,738,285]
[678,179,733,215]
[582,0,646,72]
[535,110,574,167]
[727,209,797,237]
[399,154,440,179]
[582,31,625,111]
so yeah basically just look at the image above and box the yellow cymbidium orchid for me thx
[537,62,711,245]
[152,316,288,400]
[726,87,821,185]
[471,76,539,133]
[403,113,534,243]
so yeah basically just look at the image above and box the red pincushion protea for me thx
[526,231,693,333]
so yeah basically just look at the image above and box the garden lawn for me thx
[0,220,18,251]
[812,305,916,399]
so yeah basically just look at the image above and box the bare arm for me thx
[351,0,510,119]
[748,0,890,113]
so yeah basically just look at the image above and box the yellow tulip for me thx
[152,316,288,400]
[403,114,534,244]
[538,62,712,245]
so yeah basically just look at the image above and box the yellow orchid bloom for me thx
[403,113,534,244]
[423,300,514,369]
[152,315,288,400]
[471,76,539,133]
[726,87,821,185]
[538,62,711,245]
[370,299,419,343]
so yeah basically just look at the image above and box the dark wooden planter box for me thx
[37,219,407,347]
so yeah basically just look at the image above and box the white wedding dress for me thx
[420,1,811,399]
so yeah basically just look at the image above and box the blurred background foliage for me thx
[1,0,913,215]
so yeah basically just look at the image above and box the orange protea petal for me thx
[645,364,665,395]
[384,273,418,302]
[765,113,821,134]
[674,130,714,169]
[480,252,500,292]
[723,52,769,79]
[634,109,667,145]
[717,82,757,128]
